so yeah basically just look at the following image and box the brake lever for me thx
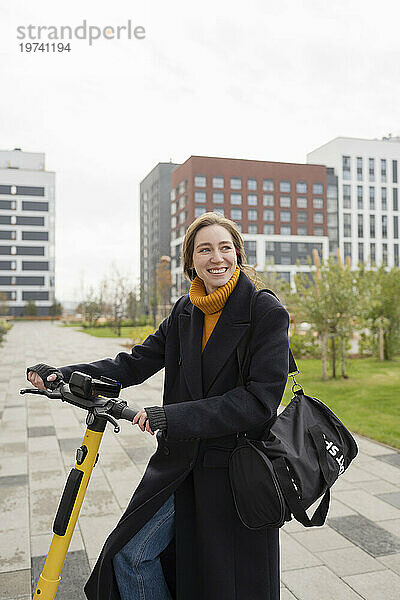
[86,407,120,433]
[20,388,62,400]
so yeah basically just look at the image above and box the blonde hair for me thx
[181,212,263,288]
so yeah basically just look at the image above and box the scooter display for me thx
[20,371,138,600]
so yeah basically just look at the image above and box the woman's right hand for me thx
[28,371,58,390]
[26,363,63,390]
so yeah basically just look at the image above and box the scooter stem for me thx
[32,418,106,599]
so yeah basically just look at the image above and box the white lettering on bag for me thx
[323,436,345,475]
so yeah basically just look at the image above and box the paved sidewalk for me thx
[1,322,400,600]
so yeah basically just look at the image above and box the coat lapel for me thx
[179,304,204,400]
[179,271,256,400]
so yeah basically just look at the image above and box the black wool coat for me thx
[59,271,290,600]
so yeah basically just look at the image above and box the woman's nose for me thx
[210,251,223,262]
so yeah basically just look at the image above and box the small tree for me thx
[0,292,8,317]
[25,300,37,316]
[156,256,172,321]
[49,299,63,319]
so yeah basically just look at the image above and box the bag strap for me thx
[237,288,298,385]
[273,457,331,527]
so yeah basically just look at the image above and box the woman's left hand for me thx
[132,409,154,435]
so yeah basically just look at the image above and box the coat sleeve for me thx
[163,305,290,441]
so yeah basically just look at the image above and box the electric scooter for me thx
[20,371,138,600]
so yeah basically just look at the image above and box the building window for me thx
[394,215,399,239]
[280,181,291,193]
[248,194,258,206]
[213,192,224,204]
[297,197,307,208]
[171,216,177,228]
[171,202,176,214]
[381,159,387,183]
[280,225,291,235]
[231,208,242,220]
[214,207,224,216]
[170,189,176,201]
[393,160,398,184]
[369,158,375,182]
[263,224,274,234]
[382,243,388,266]
[393,188,398,211]
[248,209,258,221]
[195,207,206,217]
[381,187,387,211]
[357,157,363,181]
[179,196,186,209]
[313,183,323,195]
[343,185,351,208]
[231,193,242,205]
[280,242,291,253]
[297,211,307,222]
[22,201,49,211]
[236,222,242,232]
[358,243,364,263]
[313,197,323,209]
[358,214,363,238]
[314,226,324,236]
[382,215,388,238]
[247,178,257,191]
[297,225,307,235]
[296,181,307,194]
[313,212,323,224]
[369,186,375,209]
[213,176,224,188]
[248,223,258,233]
[370,243,376,264]
[343,213,351,237]
[263,179,274,191]
[179,211,186,224]
[370,215,375,238]
[194,175,206,187]
[265,241,274,254]
[231,177,242,190]
[195,191,206,203]
[263,194,274,206]
[16,216,44,226]
[22,231,49,241]
[280,196,291,208]
[263,209,274,221]
[342,155,351,180]
[344,242,352,259]
[394,244,399,266]
[280,211,291,223]
[357,186,363,209]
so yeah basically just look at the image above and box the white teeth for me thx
[209,268,227,274]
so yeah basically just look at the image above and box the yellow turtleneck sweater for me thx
[189,266,240,351]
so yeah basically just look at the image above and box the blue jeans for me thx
[113,495,175,600]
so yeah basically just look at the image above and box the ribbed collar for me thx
[189,266,241,315]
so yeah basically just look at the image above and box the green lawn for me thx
[281,357,400,449]
[61,324,155,342]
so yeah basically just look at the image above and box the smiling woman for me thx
[26,210,290,600]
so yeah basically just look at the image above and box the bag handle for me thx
[308,424,336,487]
[273,456,331,527]
[237,288,298,387]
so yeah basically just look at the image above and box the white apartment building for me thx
[0,148,55,315]
[308,136,400,268]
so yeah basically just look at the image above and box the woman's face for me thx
[192,224,237,294]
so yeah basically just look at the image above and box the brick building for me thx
[169,156,331,301]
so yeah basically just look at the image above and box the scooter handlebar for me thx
[119,406,138,422]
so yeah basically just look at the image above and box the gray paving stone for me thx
[282,565,363,599]
[124,445,155,464]
[28,425,56,438]
[0,455,27,477]
[378,553,400,576]
[378,519,400,538]
[344,568,400,600]
[329,514,400,557]
[315,545,386,576]
[375,453,400,468]
[280,530,323,571]
[31,549,90,600]
[359,479,399,495]
[58,437,84,453]
[0,473,28,487]
[335,489,400,521]
[377,492,400,509]
[0,569,31,600]
[280,589,297,600]
[0,527,30,572]
[292,526,353,553]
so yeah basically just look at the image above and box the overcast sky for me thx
[1,0,399,302]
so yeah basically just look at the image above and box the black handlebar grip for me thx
[120,406,138,422]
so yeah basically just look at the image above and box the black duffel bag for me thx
[229,290,358,530]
